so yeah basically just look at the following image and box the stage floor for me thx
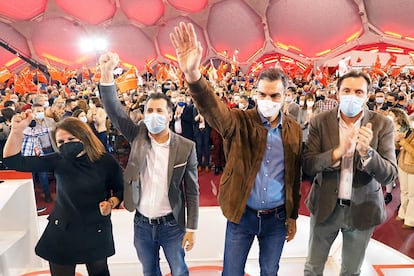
[25,207,413,276]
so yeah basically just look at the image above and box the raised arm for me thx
[3,110,34,158]
[99,52,138,142]
[170,22,202,83]
[170,22,237,138]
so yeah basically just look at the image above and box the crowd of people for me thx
[0,21,414,276]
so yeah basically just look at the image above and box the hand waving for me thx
[170,22,203,83]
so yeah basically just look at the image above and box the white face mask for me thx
[285,96,293,103]
[299,100,304,106]
[257,99,282,118]
[80,116,88,123]
[43,101,50,108]
[307,101,314,107]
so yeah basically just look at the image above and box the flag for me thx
[338,56,351,77]
[156,63,168,81]
[47,65,66,83]
[0,67,12,83]
[13,74,26,94]
[373,55,381,71]
[390,64,405,77]
[383,53,397,73]
[217,61,228,81]
[91,66,101,83]
[145,60,154,75]
[208,60,218,81]
[19,66,37,93]
[302,64,313,81]
[32,68,48,84]
[316,66,328,87]
[116,67,138,92]
[82,66,90,81]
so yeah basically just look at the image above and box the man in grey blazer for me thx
[98,52,199,276]
[303,71,398,276]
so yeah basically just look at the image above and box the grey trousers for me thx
[304,204,375,276]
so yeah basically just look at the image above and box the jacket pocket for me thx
[173,161,187,168]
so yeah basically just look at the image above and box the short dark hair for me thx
[90,97,102,108]
[388,93,399,101]
[1,107,15,121]
[65,99,74,106]
[3,101,14,108]
[257,68,289,89]
[145,92,173,113]
[337,71,371,92]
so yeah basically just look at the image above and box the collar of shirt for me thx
[337,108,365,127]
[148,130,171,147]
[258,110,283,129]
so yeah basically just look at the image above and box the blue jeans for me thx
[133,212,188,276]
[33,172,50,195]
[222,206,287,276]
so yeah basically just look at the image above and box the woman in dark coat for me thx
[3,113,123,276]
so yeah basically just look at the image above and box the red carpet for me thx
[32,168,414,260]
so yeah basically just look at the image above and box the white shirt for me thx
[337,111,363,200]
[138,132,172,218]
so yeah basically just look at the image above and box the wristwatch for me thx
[361,148,374,159]
[360,148,374,166]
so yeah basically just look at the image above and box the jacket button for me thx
[97,229,102,233]
[334,189,338,193]
[54,219,59,225]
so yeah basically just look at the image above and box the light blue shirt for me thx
[247,112,285,210]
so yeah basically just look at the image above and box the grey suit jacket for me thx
[303,107,398,230]
[99,84,199,230]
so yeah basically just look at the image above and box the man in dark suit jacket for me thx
[303,71,398,276]
[99,52,199,276]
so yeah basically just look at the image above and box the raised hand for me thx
[170,22,203,83]
[356,122,373,156]
[99,52,120,83]
[3,110,35,157]
[11,109,35,133]
[332,127,357,163]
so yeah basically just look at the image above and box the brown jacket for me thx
[188,78,302,223]
[398,130,414,174]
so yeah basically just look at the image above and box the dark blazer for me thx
[303,107,398,230]
[188,77,302,224]
[180,103,196,141]
[99,84,199,230]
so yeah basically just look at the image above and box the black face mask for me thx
[59,142,84,160]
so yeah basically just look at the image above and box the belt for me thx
[246,205,285,217]
[136,212,175,225]
[337,198,351,207]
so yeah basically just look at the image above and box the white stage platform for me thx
[23,207,414,276]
